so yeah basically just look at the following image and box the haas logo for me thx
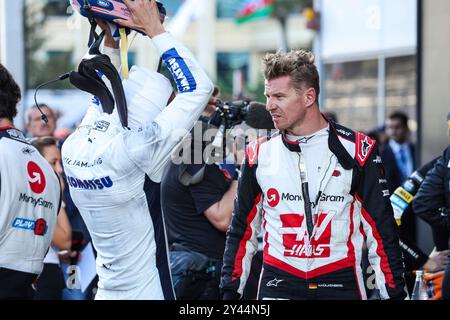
[279,212,335,258]
[267,188,280,207]
[27,161,46,194]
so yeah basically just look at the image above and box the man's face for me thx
[26,107,56,137]
[203,88,220,117]
[204,95,219,116]
[385,118,408,144]
[264,76,309,133]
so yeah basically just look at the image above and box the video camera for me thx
[208,100,250,130]
[177,99,274,186]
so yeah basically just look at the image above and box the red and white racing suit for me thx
[220,118,406,300]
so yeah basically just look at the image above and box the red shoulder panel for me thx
[355,131,375,167]
[245,136,269,168]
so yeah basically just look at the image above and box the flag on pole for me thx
[236,0,273,24]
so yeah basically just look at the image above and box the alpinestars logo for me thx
[361,137,371,158]
[356,134,375,165]
[266,278,283,287]
[22,146,35,156]
[279,212,334,258]
[297,135,315,144]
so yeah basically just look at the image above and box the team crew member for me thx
[31,136,72,300]
[413,109,450,300]
[391,157,449,296]
[161,91,239,299]
[414,147,450,300]
[62,0,213,300]
[0,64,61,299]
[220,50,406,300]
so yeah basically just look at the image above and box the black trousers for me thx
[33,263,65,300]
[258,264,362,300]
[0,268,36,300]
[170,249,222,300]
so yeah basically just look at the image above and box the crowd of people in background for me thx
[3,71,450,301]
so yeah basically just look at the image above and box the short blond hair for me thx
[263,50,320,103]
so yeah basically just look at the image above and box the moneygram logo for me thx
[267,188,280,207]
[27,161,46,194]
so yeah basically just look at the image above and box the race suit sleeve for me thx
[220,144,263,299]
[413,148,449,229]
[356,144,406,300]
[398,237,428,271]
[123,32,214,182]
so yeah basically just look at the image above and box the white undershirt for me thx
[287,126,330,203]
[43,245,60,265]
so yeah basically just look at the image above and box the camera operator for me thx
[161,92,273,299]
[161,89,238,300]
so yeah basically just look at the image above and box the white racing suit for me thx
[62,32,213,300]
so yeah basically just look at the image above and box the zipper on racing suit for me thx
[297,152,335,238]
[297,150,313,290]
[297,152,314,238]
[297,151,334,291]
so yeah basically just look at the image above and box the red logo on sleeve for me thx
[27,161,46,194]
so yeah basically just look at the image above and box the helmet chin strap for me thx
[82,0,100,48]
[119,28,129,79]
[68,2,130,127]
[69,32,129,128]
[81,0,130,79]
[36,1,156,127]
